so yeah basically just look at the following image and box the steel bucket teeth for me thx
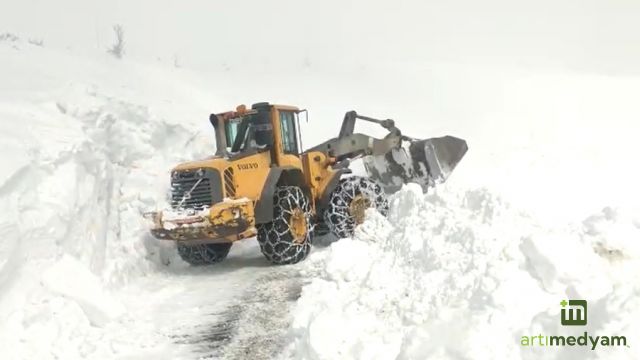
[363,136,468,193]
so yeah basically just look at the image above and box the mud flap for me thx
[363,136,468,193]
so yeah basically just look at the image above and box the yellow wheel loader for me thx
[146,102,467,265]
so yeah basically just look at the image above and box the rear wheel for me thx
[323,177,388,239]
[257,186,313,265]
[177,243,232,266]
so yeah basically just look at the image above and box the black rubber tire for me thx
[313,221,331,237]
[323,177,389,239]
[177,243,232,266]
[257,186,313,265]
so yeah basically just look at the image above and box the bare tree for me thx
[173,53,181,68]
[0,32,19,42]
[28,38,44,47]
[107,25,125,59]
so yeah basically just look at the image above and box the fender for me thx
[317,168,352,215]
[254,167,309,224]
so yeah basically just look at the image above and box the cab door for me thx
[272,108,303,169]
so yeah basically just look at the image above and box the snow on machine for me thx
[146,103,467,265]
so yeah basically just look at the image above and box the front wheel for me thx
[177,243,232,266]
[257,186,313,265]
[323,177,388,239]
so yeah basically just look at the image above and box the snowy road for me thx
[110,243,306,359]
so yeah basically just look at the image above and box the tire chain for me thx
[177,243,232,266]
[323,177,389,239]
[257,186,313,265]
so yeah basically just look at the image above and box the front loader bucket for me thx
[363,136,468,193]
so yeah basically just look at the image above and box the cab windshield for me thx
[225,110,273,154]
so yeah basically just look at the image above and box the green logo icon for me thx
[561,300,587,326]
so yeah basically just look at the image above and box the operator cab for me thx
[213,103,303,157]
[225,108,273,154]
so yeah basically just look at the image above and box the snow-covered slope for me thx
[0,38,221,358]
[1,35,320,360]
[285,185,640,359]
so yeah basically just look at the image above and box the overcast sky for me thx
[2,0,640,75]
[2,0,640,218]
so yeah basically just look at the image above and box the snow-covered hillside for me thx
[0,37,217,358]
[285,185,640,359]
[2,1,640,358]
[0,35,316,360]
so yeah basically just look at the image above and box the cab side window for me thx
[279,111,298,154]
[225,120,241,149]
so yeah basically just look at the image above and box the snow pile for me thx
[0,99,199,358]
[286,184,640,359]
[0,39,217,358]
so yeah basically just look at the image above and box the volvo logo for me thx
[237,163,259,170]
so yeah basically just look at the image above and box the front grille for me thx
[170,169,222,209]
[223,167,235,197]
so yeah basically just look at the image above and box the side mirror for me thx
[296,109,309,123]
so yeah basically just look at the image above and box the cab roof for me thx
[216,102,300,121]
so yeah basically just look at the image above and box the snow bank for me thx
[0,39,216,358]
[286,184,640,359]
